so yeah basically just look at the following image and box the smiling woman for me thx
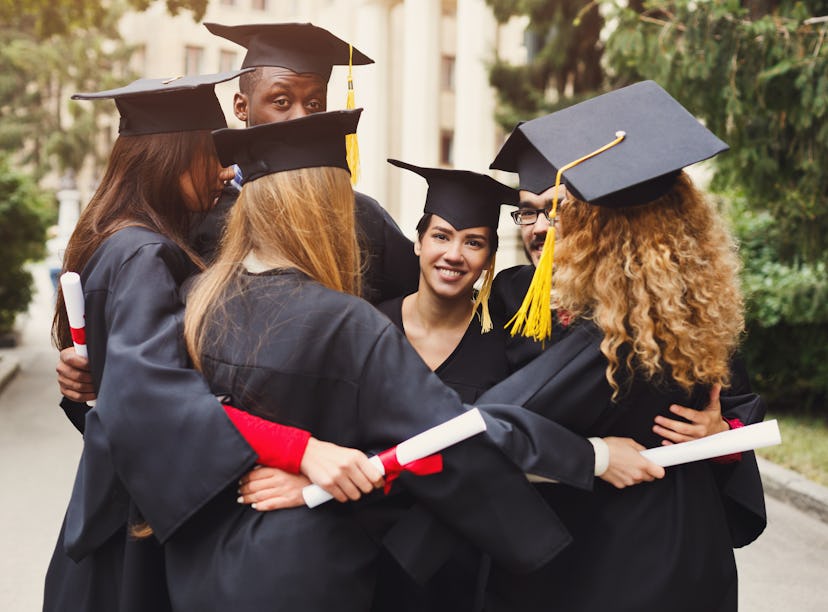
[374,159,521,612]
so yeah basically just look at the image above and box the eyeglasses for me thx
[510,206,558,226]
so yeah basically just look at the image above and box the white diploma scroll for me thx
[302,408,488,508]
[60,271,95,406]
[60,272,87,358]
[641,419,781,467]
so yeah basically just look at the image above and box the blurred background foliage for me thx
[486,0,828,411]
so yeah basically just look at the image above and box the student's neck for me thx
[405,284,473,332]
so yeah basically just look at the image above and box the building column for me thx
[397,0,442,233]
[351,0,392,207]
[453,0,499,171]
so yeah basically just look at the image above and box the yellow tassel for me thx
[508,131,627,341]
[345,44,360,185]
[471,253,497,333]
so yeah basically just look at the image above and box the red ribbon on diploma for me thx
[70,326,86,346]
[377,446,443,494]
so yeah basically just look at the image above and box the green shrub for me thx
[0,155,53,334]
[730,197,828,409]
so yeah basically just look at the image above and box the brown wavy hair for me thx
[51,130,218,350]
[184,166,360,371]
[552,172,744,398]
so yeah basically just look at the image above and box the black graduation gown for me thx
[163,269,585,612]
[478,321,766,612]
[189,187,420,303]
[373,296,511,612]
[44,227,257,612]
[376,295,510,403]
[491,264,768,548]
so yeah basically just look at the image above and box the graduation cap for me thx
[493,80,729,341]
[204,22,374,80]
[491,80,729,207]
[388,159,520,231]
[388,159,520,333]
[205,22,372,185]
[489,123,558,195]
[72,71,251,136]
[212,108,362,184]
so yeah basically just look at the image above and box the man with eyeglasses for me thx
[510,184,567,267]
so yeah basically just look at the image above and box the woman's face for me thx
[415,214,493,301]
[180,155,234,213]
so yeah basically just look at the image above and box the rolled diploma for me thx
[302,407,487,508]
[60,272,95,406]
[640,419,781,467]
[60,272,87,358]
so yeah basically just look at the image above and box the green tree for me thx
[605,0,828,261]
[0,155,52,334]
[485,0,606,129]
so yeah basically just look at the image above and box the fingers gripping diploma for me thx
[599,437,665,489]
[652,384,729,445]
[299,438,385,502]
[56,347,97,403]
[237,440,385,510]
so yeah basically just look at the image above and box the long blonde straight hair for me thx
[184,166,361,371]
[553,172,744,399]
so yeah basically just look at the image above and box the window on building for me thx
[252,0,268,9]
[441,55,455,92]
[219,50,237,73]
[184,46,204,75]
[440,130,454,166]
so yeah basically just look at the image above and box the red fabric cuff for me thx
[223,404,311,474]
[711,417,744,464]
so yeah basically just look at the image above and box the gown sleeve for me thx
[712,355,768,547]
[354,192,419,304]
[90,243,258,543]
[353,323,576,574]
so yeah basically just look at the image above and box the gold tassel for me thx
[508,131,627,341]
[471,253,497,333]
[345,44,360,185]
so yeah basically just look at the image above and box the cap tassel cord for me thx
[345,44,360,185]
[471,253,497,333]
[507,131,626,342]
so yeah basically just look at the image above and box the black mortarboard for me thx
[212,109,362,183]
[388,159,519,231]
[490,80,729,207]
[72,71,251,136]
[204,22,374,80]
[489,123,558,195]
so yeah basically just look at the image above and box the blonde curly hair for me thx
[553,172,744,399]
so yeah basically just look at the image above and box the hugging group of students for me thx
[46,21,768,612]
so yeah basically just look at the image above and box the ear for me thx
[413,238,421,257]
[233,93,249,124]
